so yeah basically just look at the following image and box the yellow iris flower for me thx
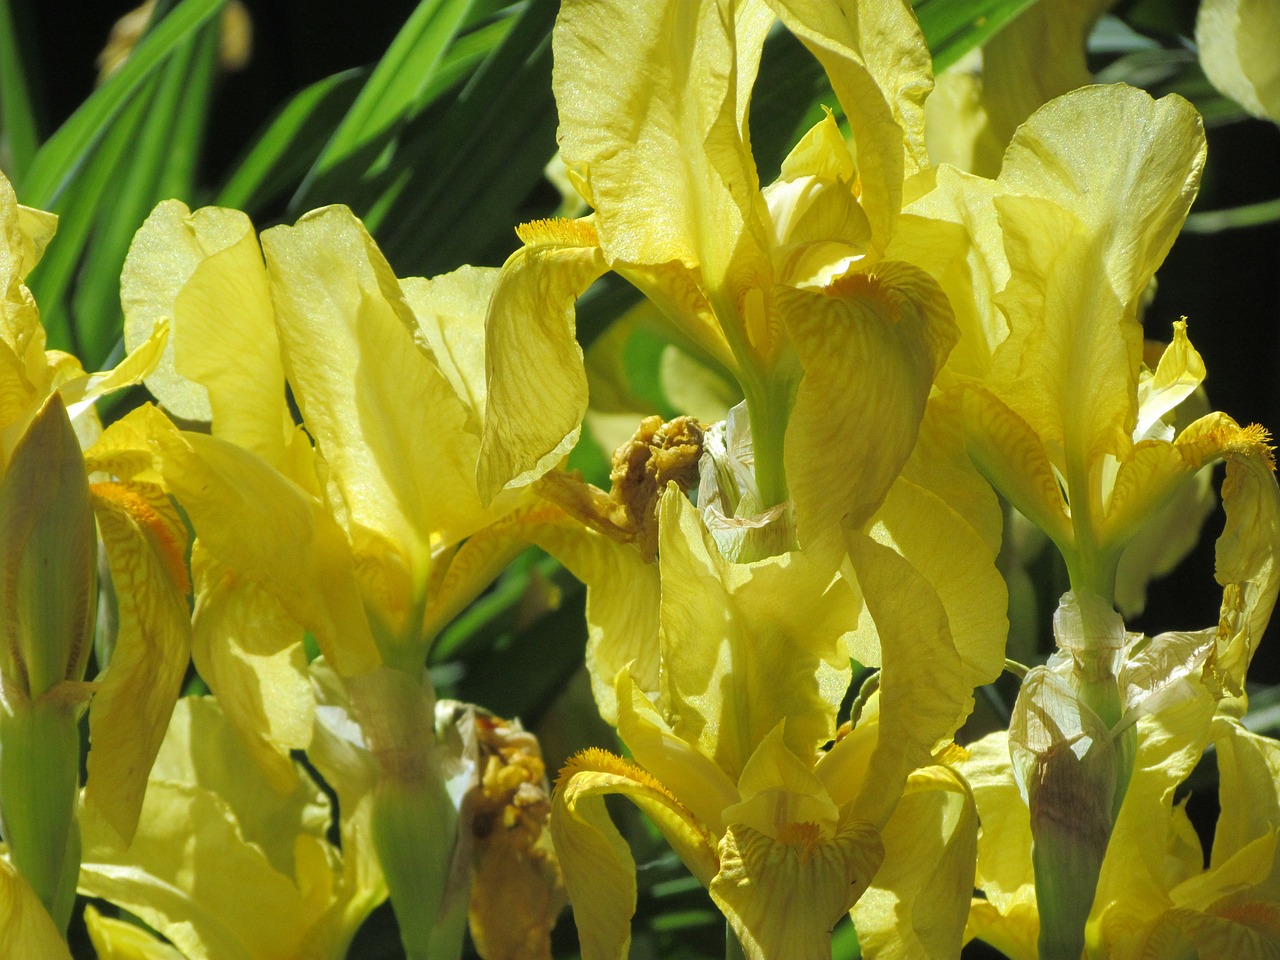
[120,200,563,958]
[468,3,1017,954]
[78,694,382,960]
[963,693,1280,959]
[553,485,978,960]
[479,0,957,545]
[914,83,1274,611]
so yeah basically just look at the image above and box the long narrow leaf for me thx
[216,68,367,212]
[71,20,219,367]
[0,0,41,185]
[295,0,477,205]
[29,83,158,353]
[915,0,1040,72]
[20,0,225,207]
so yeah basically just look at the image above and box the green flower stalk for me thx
[0,393,97,932]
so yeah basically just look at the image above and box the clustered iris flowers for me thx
[1,1,1278,959]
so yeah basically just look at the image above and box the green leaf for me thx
[0,0,41,185]
[294,0,478,206]
[20,0,227,208]
[69,21,220,366]
[216,68,367,212]
[914,0,1041,72]
[368,0,559,273]
[1185,195,1280,233]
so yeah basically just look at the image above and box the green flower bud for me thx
[0,393,98,933]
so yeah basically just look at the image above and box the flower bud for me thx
[0,393,97,933]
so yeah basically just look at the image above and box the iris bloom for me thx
[0,171,189,931]
[78,694,383,960]
[912,84,1276,608]
[963,695,1280,959]
[479,0,960,551]
[473,2,1014,953]
[553,485,978,960]
[121,200,562,959]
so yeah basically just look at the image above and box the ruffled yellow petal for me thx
[766,0,933,250]
[956,732,1039,957]
[615,666,739,835]
[79,698,338,960]
[851,764,978,960]
[122,200,258,422]
[532,513,661,725]
[845,531,967,827]
[893,166,1009,383]
[188,542,314,793]
[998,85,1205,310]
[1209,716,1280,881]
[552,0,772,295]
[781,260,957,566]
[710,817,883,960]
[262,205,493,579]
[960,384,1073,548]
[1197,0,1280,124]
[57,320,169,429]
[143,411,379,677]
[82,473,192,844]
[0,856,72,960]
[867,470,1008,696]
[657,487,845,780]
[1207,423,1280,700]
[399,264,498,432]
[477,219,608,502]
[14,203,58,277]
[552,749,719,960]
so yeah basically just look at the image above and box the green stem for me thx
[0,703,82,934]
[741,377,792,511]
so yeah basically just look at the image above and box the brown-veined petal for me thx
[82,472,191,844]
[710,817,883,960]
[478,218,608,503]
[781,260,956,568]
[552,749,719,960]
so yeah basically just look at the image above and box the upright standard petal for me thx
[262,206,493,585]
[766,0,933,250]
[552,0,773,294]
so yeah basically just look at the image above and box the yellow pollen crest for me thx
[516,217,599,249]
[90,482,191,594]
[1231,423,1277,471]
[556,747,677,802]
